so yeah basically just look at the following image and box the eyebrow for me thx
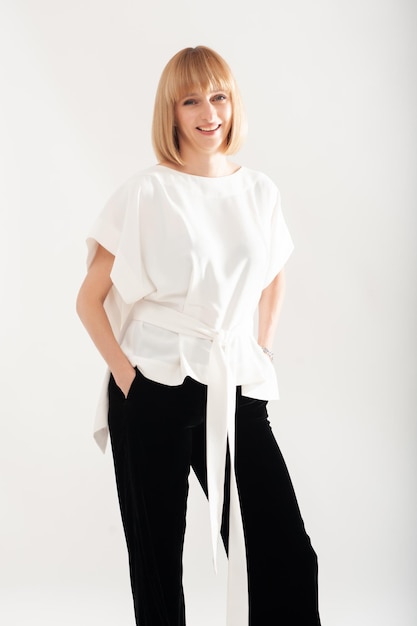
[182,90,226,99]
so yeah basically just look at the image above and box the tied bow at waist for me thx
[132,299,251,626]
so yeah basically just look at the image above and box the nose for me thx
[200,99,217,122]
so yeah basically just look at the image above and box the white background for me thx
[1,0,416,624]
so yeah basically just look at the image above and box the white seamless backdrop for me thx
[1,1,416,625]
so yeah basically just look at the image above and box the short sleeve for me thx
[87,178,133,268]
[263,188,294,287]
[87,176,154,305]
[85,175,154,341]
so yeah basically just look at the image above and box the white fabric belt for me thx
[132,299,250,626]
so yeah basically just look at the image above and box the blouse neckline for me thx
[155,163,244,181]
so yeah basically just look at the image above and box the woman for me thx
[76,46,321,626]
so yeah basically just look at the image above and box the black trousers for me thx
[108,367,321,625]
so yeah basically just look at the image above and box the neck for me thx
[169,151,238,178]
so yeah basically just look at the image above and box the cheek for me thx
[175,110,192,134]
[224,112,233,134]
[224,104,233,124]
[174,106,184,128]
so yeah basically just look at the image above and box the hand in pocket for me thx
[114,366,137,399]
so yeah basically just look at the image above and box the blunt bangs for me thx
[164,47,234,104]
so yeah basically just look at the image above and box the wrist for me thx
[260,346,274,362]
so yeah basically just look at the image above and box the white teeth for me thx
[198,125,220,131]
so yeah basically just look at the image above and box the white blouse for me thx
[86,163,294,626]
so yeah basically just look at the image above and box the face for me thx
[174,89,232,157]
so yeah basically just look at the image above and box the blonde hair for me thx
[152,46,247,166]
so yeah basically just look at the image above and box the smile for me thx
[196,124,221,133]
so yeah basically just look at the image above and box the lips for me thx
[196,124,221,132]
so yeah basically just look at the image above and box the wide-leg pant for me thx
[108,367,321,625]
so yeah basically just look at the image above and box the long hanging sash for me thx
[132,299,250,626]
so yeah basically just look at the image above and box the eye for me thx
[212,93,227,102]
[183,98,197,106]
